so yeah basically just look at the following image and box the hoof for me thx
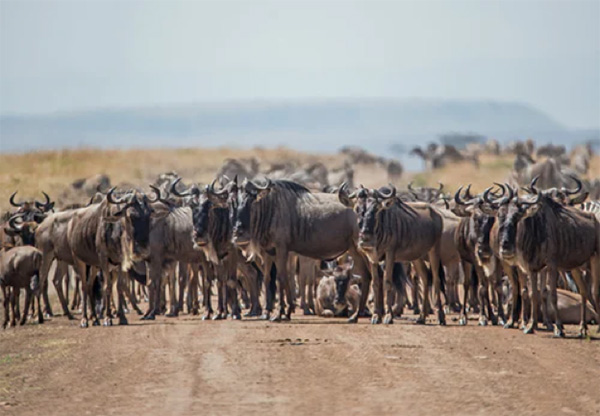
[437,318,446,326]
[415,316,426,325]
[270,313,283,322]
[244,309,261,317]
[523,326,535,335]
[135,309,144,316]
[202,314,212,321]
[212,313,225,321]
[371,314,382,325]
[80,320,89,328]
[347,315,358,324]
[503,319,514,329]
[119,318,128,325]
[302,308,315,316]
[141,315,156,321]
[165,312,178,318]
[232,314,242,320]
[413,308,421,316]
[359,309,372,318]
[103,318,113,327]
[44,312,53,319]
[92,319,101,326]
[478,319,488,327]
[553,327,565,338]
[191,308,199,316]
[458,316,467,326]
[259,313,271,321]
[383,314,393,325]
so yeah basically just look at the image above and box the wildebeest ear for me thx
[381,197,395,209]
[3,226,19,237]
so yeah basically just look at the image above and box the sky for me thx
[1,0,599,129]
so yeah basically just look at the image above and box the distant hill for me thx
[1,99,597,159]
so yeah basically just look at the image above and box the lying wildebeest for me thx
[1,245,42,328]
[315,263,360,318]
[497,176,600,337]
[230,178,373,322]
[342,184,444,325]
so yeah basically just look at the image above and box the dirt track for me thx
[1,312,599,416]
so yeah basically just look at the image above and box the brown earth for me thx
[1,310,599,416]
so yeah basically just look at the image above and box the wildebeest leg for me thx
[177,262,187,314]
[2,286,9,329]
[261,258,275,320]
[71,274,81,311]
[545,267,563,337]
[102,268,115,326]
[493,267,506,326]
[41,277,53,318]
[459,261,471,326]
[570,268,590,338]
[502,263,519,329]
[524,271,538,334]
[369,263,383,324]
[189,263,200,315]
[20,287,33,326]
[10,289,18,327]
[517,269,530,328]
[271,251,289,322]
[239,262,262,317]
[307,268,316,314]
[413,260,430,325]
[429,250,445,325]
[226,257,241,320]
[411,266,420,315]
[53,261,74,320]
[298,262,308,315]
[115,271,128,325]
[347,246,372,323]
[213,265,227,320]
[122,275,143,315]
[383,253,396,325]
[165,263,179,317]
[474,264,490,326]
[72,260,90,328]
[540,270,552,330]
[201,263,213,320]
[591,256,600,332]
[142,260,161,320]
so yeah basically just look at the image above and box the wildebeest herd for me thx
[1,144,600,340]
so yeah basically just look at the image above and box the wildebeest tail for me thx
[438,261,446,297]
[392,262,410,295]
[92,271,103,316]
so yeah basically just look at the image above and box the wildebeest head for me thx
[4,213,38,246]
[333,262,354,307]
[338,183,369,229]
[358,185,396,250]
[231,178,271,246]
[104,187,165,260]
[452,185,502,261]
[169,178,213,247]
[9,191,54,223]
[496,178,541,260]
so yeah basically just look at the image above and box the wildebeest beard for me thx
[247,180,315,248]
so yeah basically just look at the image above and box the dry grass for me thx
[1,147,598,214]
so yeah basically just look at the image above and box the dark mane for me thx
[271,180,311,195]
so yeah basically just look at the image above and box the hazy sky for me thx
[1,0,599,128]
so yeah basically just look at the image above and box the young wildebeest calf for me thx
[1,246,43,328]
[315,263,361,318]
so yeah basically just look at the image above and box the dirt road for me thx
[1,313,599,416]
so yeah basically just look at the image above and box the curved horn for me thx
[482,186,495,204]
[106,187,128,204]
[407,182,415,192]
[209,178,228,196]
[464,184,474,200]
[252,178,271,190]
[7,213,24,232]
[529,176,540,195]
[35,191,53,211]
[562,175,582,196]
[9,191,24,207]
[170,178,192,197]
[149,185,169,204]
[492,183,506,198]
[454,186,466,206]
[437,182,444,192]
[377,184,397,199]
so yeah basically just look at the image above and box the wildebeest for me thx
[343,184,444,325]
[315,263,361,318]
[230,178,373,322]
[1,245,43,328]
[497,177,600,337]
